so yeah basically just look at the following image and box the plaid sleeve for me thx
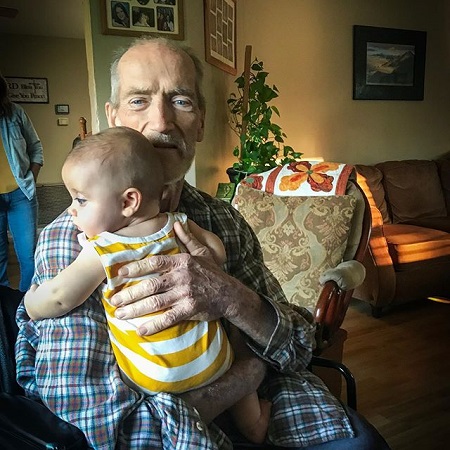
[32,212,81,284]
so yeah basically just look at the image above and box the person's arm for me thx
[111,223,289,351]
[24,245,105,320]
[179,332,267,423]
[111,215,315,362]
[108,202,315,422]
[29,162,41,182]
[18,106,44,167]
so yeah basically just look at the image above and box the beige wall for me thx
[3,0,450,196]
[227,0,450,171]
[0,34,91,184]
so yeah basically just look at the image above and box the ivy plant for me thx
[227,58,302,180]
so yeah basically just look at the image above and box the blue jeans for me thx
[299,407,390,449]
[0,187,37,292]
[232,407,390,449]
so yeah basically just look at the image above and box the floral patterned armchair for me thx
[232,161,371,355]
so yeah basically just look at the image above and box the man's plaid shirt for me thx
[15,183,353,449]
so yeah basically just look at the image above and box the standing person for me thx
[24,126,271,445]
[0,74,43,292]
[15,38,390,449]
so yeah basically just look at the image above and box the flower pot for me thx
[226,167,248,184]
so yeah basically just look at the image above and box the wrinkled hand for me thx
[110,222,236,336]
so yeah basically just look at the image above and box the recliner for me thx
[231,162,371,356]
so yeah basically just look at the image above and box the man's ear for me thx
[121,188,141,217]
[196,109,205,142]
[105,102,119,127]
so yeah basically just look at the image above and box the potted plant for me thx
[227,48,302,183]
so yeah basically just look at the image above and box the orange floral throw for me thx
[233,183,356,311]
[239,161,354,196]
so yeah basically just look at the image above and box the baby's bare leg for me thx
[229,392,271,444]
[227,325,272,444]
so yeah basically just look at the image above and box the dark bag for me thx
[0,393,89,450]
[0,286,23,394]
[0,286,90,449]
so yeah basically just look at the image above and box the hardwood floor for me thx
[342,298,450,450]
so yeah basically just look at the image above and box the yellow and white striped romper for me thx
[80,212,233,394]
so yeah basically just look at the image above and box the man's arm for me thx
[110,205,315,365]
[24,246,105,320]
[180,219,279,347]
[108,199,314,422]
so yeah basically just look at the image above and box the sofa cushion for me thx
[402,216,450,233]
[383,223,450,271]
[233,184,356,311]
[355,164,390,223]
[377,160,447,224]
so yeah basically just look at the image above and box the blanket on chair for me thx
[239,161,354,196]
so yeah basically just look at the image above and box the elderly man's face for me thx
[106,42,205,183]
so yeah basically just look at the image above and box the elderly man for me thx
[15,37,389,449]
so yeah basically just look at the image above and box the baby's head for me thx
[63,127,164,236]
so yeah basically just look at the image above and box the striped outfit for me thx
[80,212,233,394]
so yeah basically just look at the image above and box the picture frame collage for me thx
[204,0,237,75]
[101,0,184,40]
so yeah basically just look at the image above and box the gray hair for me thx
[109,37,205,112]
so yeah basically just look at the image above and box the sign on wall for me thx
[5,77,49,104]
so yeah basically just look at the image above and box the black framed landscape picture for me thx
[353,25,427,101]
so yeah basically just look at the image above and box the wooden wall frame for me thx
[204,0,236,75]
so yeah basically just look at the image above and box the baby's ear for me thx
[122,188,141,217]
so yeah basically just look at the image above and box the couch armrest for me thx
[354,203,396,307]
[319,260,366,291]
[314,280,347,351]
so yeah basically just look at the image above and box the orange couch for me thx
[354,159,450,316]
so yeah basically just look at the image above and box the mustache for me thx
[146,132,184,149]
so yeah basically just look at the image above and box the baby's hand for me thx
[24,284,40,319]
[24,284,38,301]
[173,221,215,260]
